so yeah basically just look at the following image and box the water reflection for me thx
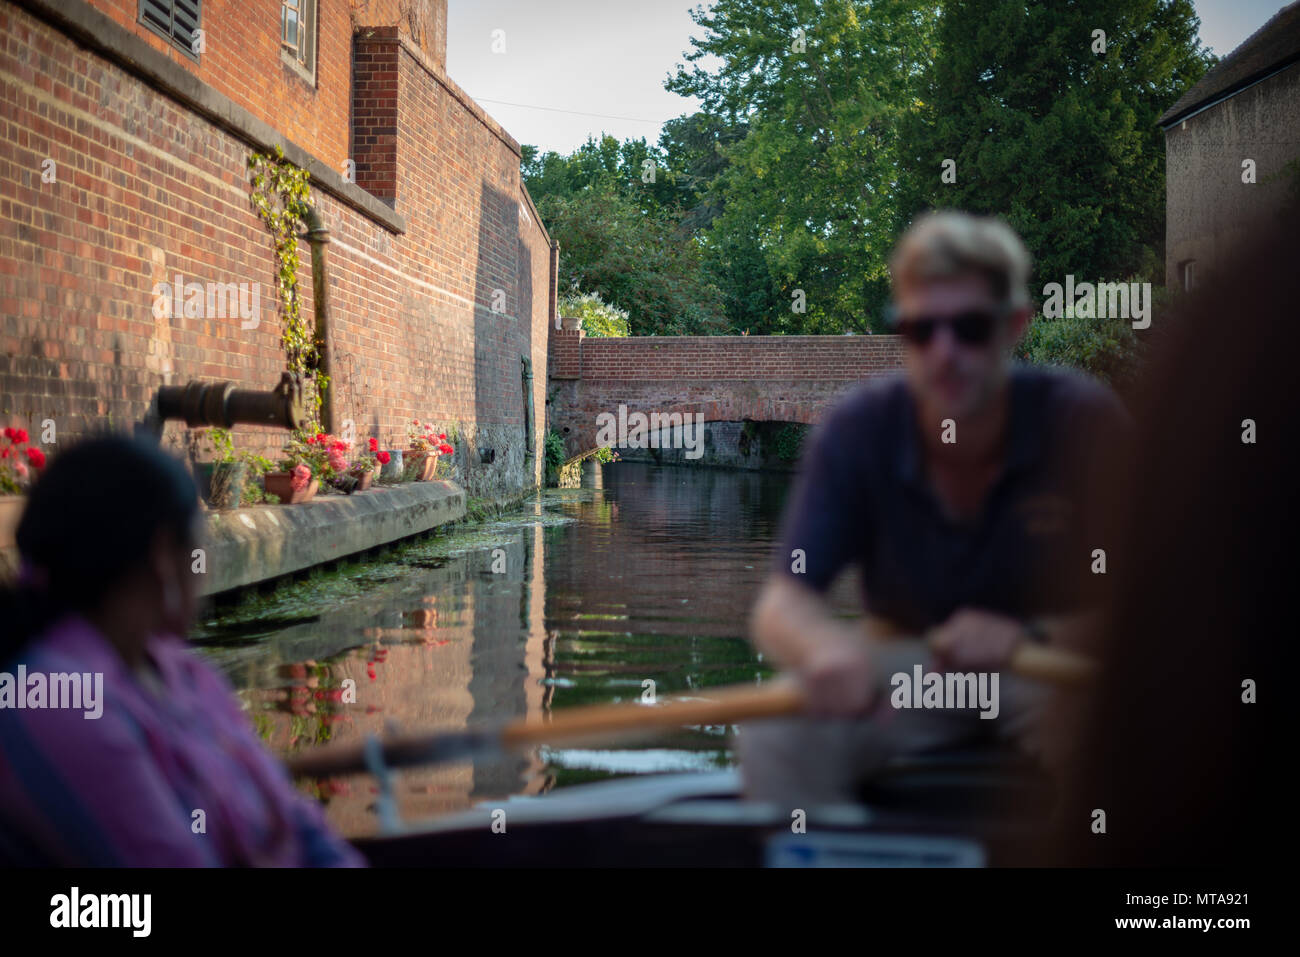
[194,463,856,837]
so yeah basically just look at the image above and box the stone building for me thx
[0,0,556,501]
[1160,2,1300,290]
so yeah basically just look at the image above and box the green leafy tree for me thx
[669,0,941,334]
[558,290,631,337]
[896,0,1215,291]
[534,180,726,335]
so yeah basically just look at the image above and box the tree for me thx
[558,290,631,337]
[536,181,726,336]
[669,0,941,334]
[896,0,1214,291]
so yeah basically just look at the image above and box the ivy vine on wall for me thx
[247,145,325,425]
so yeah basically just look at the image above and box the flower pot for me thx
[263,472,319,504]
[405,450,438,481]
[379,450,404,482]
[0,495,24,550]
[196,462,247,509]
[348,467,375,492]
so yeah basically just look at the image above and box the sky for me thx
[446,0,1294,157]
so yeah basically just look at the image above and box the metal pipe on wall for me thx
[302,205,334,435]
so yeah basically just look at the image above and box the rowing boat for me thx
[352,744,1054,867]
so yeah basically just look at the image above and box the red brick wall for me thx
[572,333,904,380]
[90,0,354,170]
[0,0,552,498]
[351,29,399,201]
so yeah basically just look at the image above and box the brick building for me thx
[1160,2,1300,291]
[0,0,557,500]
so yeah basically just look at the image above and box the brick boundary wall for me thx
[0,0,555,502]
[546,325,906,459]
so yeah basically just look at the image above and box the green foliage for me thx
[199,427,236,464]
[668,0,942,335]
[591,446,618,464]
[896,0,1214,294]
[543,428,567,472]
[534,178,726,335]
[772,423,810,463]
[247,146,326,426]
[558,290,630,337]
[522,0,1212,377]
[1018,314,1142,388]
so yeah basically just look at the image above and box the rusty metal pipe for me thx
[301,205,334,435]
[151,372,307,432]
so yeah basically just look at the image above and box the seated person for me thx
[0,435,362,866]
[743,211,1127,805]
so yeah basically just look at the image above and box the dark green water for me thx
[193,462,853,836]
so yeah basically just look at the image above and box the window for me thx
[139,0,202,60]
[282,0,317,80]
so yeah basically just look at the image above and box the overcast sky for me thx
[446,1,1293,156]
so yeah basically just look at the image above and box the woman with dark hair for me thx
[0,435,362,866]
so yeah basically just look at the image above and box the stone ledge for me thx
[199,481,466,596]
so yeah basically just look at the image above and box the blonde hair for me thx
[889,211,1032,307]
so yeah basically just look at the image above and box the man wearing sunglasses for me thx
[741,211,1128,804]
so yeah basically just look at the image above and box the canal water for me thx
[193,462,857,837]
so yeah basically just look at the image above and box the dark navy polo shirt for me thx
[776,365,1130,631]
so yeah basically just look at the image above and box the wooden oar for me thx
[287,679,805,778]
[286,639,1095,778]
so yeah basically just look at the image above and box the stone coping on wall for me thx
[198,481,466,596]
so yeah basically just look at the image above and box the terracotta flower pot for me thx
[405,449,438,481]
[263,472,319,504]
[349,467,375,492]
[0,495,24,550]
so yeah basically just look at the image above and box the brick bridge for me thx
[546,318,905,460]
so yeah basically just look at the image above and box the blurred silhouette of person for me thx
[1044,202,1291,868]
[0,435,362,866]
[742,211,1129,804]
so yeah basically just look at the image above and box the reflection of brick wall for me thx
[0,0,551,498]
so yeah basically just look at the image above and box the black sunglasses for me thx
[886,305,1007,348]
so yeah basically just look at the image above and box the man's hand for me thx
[929,609,1025,671]
[798,631,878,718]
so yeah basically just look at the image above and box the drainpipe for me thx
[302,205,334,434]
[521,355,535,457]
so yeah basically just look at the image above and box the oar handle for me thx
[864,615,1098,687]
[1006,641,1097,686]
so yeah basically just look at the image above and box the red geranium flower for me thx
[2,428,12,441]
[438,443,454,455]
[368,437,379,452]
[10,428,28,444]
[376,450,391,465]
[25,447,45,468]
[437,433,446,441]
